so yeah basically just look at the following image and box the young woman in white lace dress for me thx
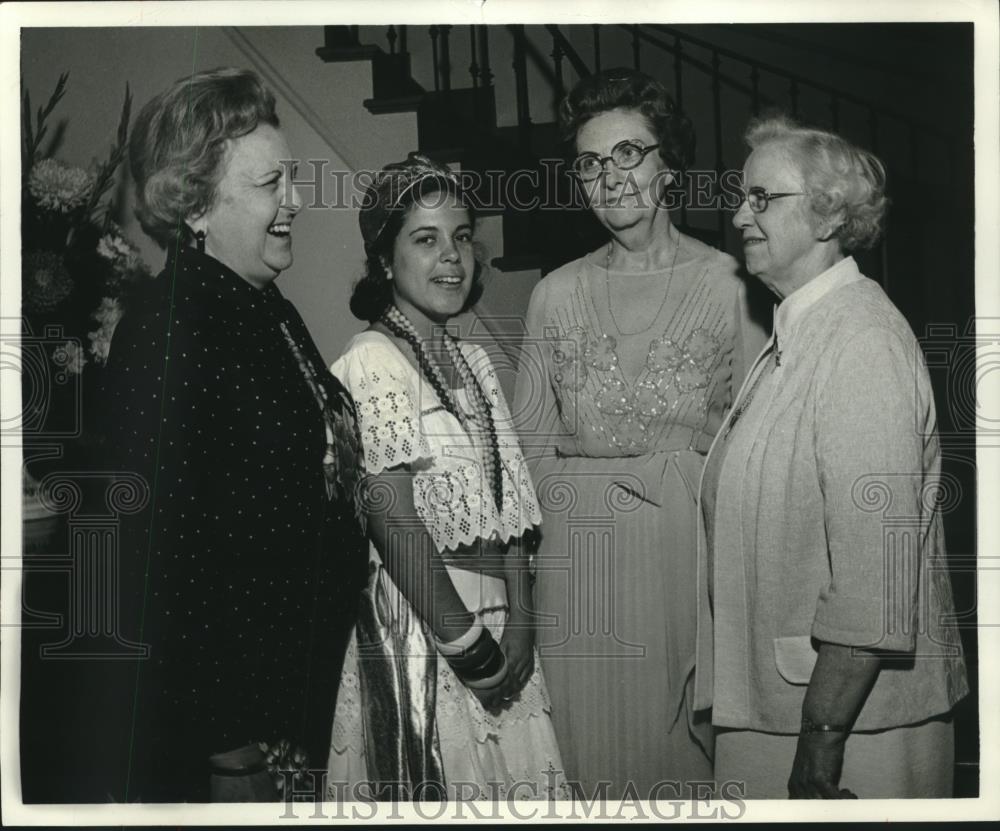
[325,154,568,801]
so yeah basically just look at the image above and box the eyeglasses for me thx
[741,186,806,213]
[572,141,660,181]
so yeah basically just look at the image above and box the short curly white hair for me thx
[745,115,889,252]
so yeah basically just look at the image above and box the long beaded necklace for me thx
[279,321,338,500]
[380,304,504,516]
[604,232,682,337]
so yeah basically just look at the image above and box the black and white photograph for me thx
[2,0,998,824]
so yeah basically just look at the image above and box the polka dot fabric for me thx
[97,248,368,801]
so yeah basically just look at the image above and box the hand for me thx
[787,732,858,799]
[466,663,521,714]
[499,623,535,696]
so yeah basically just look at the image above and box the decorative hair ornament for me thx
[359,152,462,253]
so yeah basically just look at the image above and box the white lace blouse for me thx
[331,331,542,612]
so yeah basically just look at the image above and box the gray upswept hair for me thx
[745,115,888,252]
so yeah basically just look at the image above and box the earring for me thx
[385,269,393,281]
[194,229,206,253]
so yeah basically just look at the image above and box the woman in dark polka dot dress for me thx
[87,68,368,802]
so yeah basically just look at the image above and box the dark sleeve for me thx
[101,301,204,480]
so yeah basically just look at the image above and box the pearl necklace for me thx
[380,305,504,516]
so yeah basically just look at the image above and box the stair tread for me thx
[315,44,383,63]
[363,94,425,115]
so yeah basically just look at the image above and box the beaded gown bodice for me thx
[537,246,751,458]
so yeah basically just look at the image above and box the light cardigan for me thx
[694,257,968,732]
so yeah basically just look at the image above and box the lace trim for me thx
[328,611,558,759]
[355,386,434,475]
[335,338,541,553]
[330,632,364,755]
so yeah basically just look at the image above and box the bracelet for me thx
[463,654,509,691]
[800,716,850,734]
[442,628,496,671]
[439,627,506,684]
[451,637,506,681]
[435,621,484,656]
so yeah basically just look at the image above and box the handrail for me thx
[545,25,590,81]
[623,26,778,110]
[692,23,944,85]
[647,23,959,145]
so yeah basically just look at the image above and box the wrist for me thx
[434,611,477,643]
[800,715,850,735]
[436,625,508,689]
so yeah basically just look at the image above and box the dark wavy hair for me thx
[558,68,696,172]
[129,67,279,248]
[350,177,485,323]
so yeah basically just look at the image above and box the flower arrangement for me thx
[21,73,152,374]
[257,739,310,796]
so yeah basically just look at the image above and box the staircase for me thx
[315,21,978,798]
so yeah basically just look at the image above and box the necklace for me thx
[279,321,338,500]
[379,305,504,516]
[723,343,778,439]
[604,232,682,337]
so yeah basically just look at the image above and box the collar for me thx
[772,256,865,354]
[168,247,286,317]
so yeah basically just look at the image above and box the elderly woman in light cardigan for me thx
[696,116,968,798]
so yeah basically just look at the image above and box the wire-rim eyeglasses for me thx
[740,186,807,213]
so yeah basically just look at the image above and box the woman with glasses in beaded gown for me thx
[325,154,569,801]
[511,69,767,797]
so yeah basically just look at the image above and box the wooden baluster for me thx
[712,50,725,245]
[673,36,684,112]
[632,25,641,69]
[552,33,565,98]
[830,93,840,131]
[387,25,397,55]
[789,77,799,117]
[478,27,493,88]
[469,25,480,89]
[469,26,480,125]
[440,25,452,94]
[674,36,686,227]
[512,25,531,151]
[750,64,760,116]
[593,25,601,73]
[430,26,440,92]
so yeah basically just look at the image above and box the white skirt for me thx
[326,565,570,802]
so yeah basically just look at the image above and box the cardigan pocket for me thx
[773,636,818,685]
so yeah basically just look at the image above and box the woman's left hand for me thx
[498,624,535,698]
[787,732,857,799]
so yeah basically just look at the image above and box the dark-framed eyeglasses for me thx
[741,186,806,213]
[572,141,660,181]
